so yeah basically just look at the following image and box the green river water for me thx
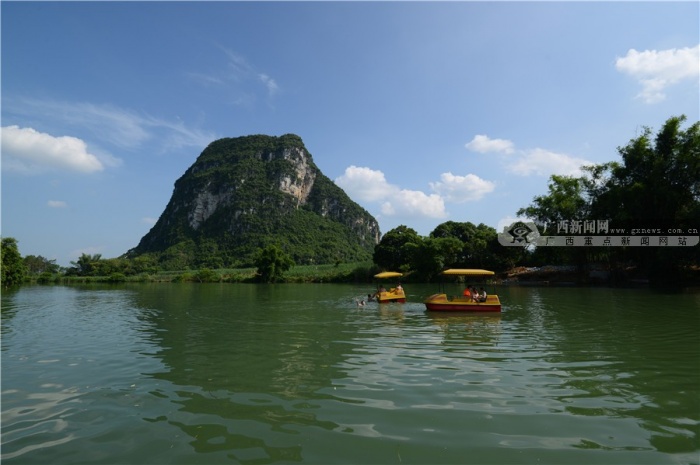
[1,284,698,464]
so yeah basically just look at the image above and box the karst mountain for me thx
[126,134,380,269]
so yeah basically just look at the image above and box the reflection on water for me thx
[2,284,699,464]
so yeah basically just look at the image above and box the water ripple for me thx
[2,285,698,464]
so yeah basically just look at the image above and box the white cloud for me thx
[48,200,68,208]
[335,165,398,202]
[381,190,447,219]
[466,133,591,177]
[429,172,495,202]
[259,73,279,97]
[188,72,224,86]
[507,148,591,177]
[223,49,253,78]
[10,99,150,149]
[615,44,700,103]
[335,166,447,219]
[465,135,515,154]
[5,97,216,153]
[150,116,218,152]
[206,46,281,101]
[2,126,104,174]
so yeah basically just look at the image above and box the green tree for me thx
[517,115,699,285]
[591,115,700,285]
[254,244,295,283]
[517,175,591,229]
[37,272,56,284]
[194,268,221,283]
[131,255,159,274]
[23,255,60,275]
[406,236,463,280]
[1,238,27,287]
[429,221,518,270]
[108,273,127,283]
[373,226,422,271]
[68,253,103,276]
[517,174,593,268]
[593,115,699,227]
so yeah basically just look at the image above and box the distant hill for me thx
[126,134,380,269]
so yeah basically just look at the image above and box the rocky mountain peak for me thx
[126,134,380,269]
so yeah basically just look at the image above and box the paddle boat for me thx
[373,271,406,303]
[424,269,501,312]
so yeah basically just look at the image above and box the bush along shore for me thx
[20,263,700,289]
[24,262,380,285]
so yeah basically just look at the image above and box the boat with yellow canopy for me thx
[373,271,406,303]
[424,269,501,312]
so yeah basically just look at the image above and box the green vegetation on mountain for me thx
[125,134,380,269]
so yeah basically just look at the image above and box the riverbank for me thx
[500,265,700,289]
[23,261,700,289]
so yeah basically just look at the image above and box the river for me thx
[1,284,698,464]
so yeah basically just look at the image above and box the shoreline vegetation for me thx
[19,262,700,289]
[24,262,377,285]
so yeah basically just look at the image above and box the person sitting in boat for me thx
[463,287,472,299]
[395,282,403,292]
[471,286,479,302]
[478,287,488,302]
[372,286,386,300]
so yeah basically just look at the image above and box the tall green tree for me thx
[254,244,295,283]
[405,236,463,280]
[591,115,700,284]
[517,115,699,285]
[516,175,591,230]
[429,221,519,270]
[593,115,699,227]
[373,226,422,271]
[23,255,60,275]
[516,174,594,268]
[2,238,27,287]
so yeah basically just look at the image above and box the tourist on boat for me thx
[463,287,472,299]
[396,282,403,291]
[478,287,487,302]
[471,287,479,302]
[371,286,386,300]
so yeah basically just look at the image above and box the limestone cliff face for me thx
[127,134,380,268]
[183,146,318,231]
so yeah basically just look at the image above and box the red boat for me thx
[424,269,501,312]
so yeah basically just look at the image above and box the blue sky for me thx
[2,1,699,267]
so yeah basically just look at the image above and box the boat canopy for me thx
[374,271,403,279]
[441,269,495,276]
